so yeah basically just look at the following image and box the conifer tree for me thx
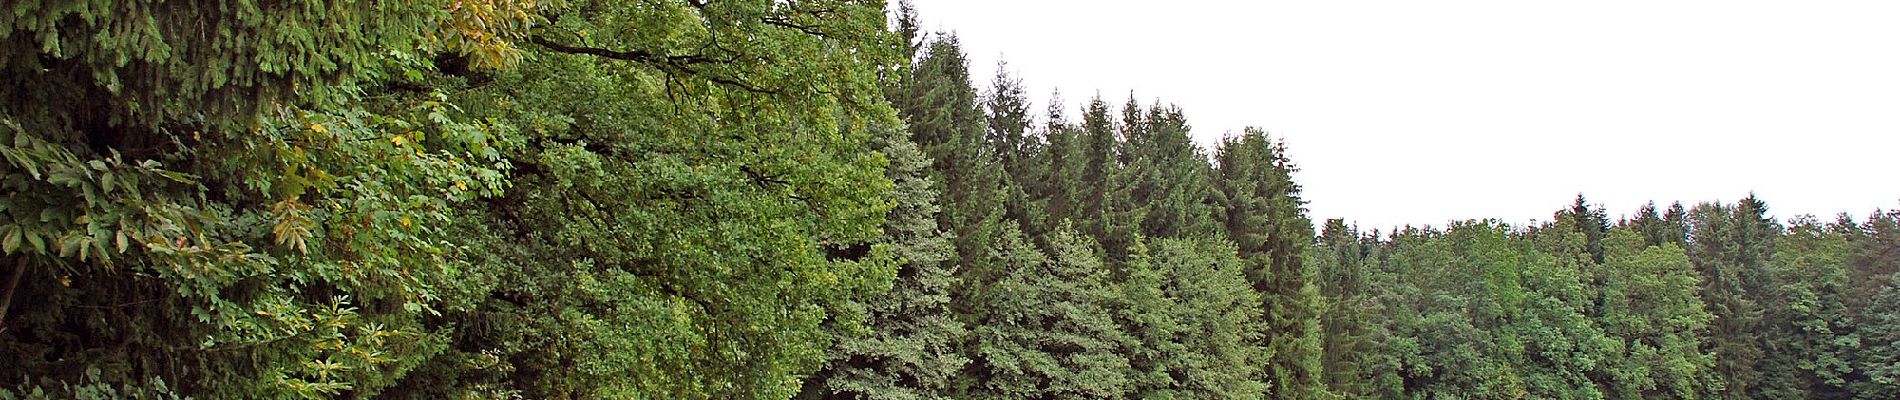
[1754,216,1858,399]
[893,35,1009,318]
[1126,104,1219,239]
[1119,238,1184,396]
[802,130,966,400]
[983,64,1044,232]
[1664,202,1692,247]
[1314,219,1381,397]
[1848,211,1900,330]
[1854,273,1900,399]
[1074,97,1140,259]
[1564,194,1612,263]
[986,64,1038,185]
[900,34,1006,263]
[1686,198,1782,400]
[969,225,1133,399]
[1213,128,1323,399]
[1125,238,1273,399]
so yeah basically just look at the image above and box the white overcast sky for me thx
[906,0,1900,231]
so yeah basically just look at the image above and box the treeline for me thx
[1,1,1896,399]
[798,8,1321,398]
[1314,198,1900,399]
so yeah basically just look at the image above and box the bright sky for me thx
[908,0,1900,231]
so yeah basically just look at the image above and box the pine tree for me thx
[986,63,1038,184]
[1119,238,1184,396]
[893,35,1010,319]
[1848,211,1900,330]
[1213,128,1322,399]
[1664,202,1692,247]
[1628,201,1672,248]
[1037,90,1083,236]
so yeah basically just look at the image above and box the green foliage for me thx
[1126,238,1271,399]
[1686,198,1780,399]
[969,225,1133,399]
[10,2,1900,399]
[897,35,1007,273]
[1597,228,1719,399]
[1214,128,1322,399]
[0,0,512,397]
[2,367,185,400]
[386,1,906,397]
[802,129,967,400]
[1125,104,1218,239]
[1856,273,1900,399]
[1763,217,1859,398]
[1313,219,1383,398]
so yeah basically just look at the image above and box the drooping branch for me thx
[528,36,723,65]
[528,36,780,94]
[761,17,831,39]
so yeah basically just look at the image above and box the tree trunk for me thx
[0,256,25,330]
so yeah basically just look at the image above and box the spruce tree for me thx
[1037,91,1083,237]
[1140,237,1276,396]
[986,63,1039,185]
[1126,104,1219,239]
[802,131,966,400]
[1564,194,1612,263]
[893,35,1009,318]
[1686,198,1781,400]
[969,225,1133,399]
[1213,128,1323,399]
[1314,219,1381,397]
[983,64,1045,232]
[1854,273,1900,399]
[1074,97,1140,259]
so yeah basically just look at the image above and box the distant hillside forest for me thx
[1,0,1896,399]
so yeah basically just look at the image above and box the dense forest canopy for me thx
[1,1,1895,399]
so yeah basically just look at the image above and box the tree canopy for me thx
[2,1,1896,399]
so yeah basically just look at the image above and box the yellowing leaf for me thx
[454,181,468,191]
[392,135,406,146]
[310,123,328,134]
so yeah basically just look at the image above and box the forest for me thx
[0,0,1896,399]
